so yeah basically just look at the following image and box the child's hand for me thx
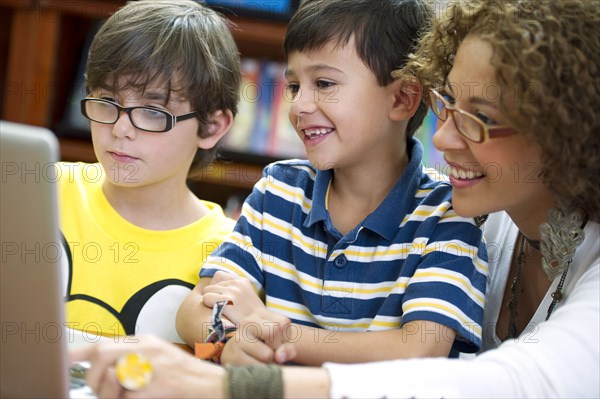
[203,271,265,324]
[220,308,297,366]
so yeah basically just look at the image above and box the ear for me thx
[197,109,234,150]
[389,76,422,122]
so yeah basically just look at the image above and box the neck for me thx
[102,179,206,230]
[332,146,408,202]
[506,195,559,242]
[326,151,408,236]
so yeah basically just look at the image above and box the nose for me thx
[432,112,467,153]
[289,86,318,118]
[112,111,137,140]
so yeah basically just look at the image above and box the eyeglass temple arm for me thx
[488,126,516,138]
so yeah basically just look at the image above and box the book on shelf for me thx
[249,61,277,155]
[221,58,306,162]
[223,58,260,153]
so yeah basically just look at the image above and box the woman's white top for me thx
[325,211,599,398]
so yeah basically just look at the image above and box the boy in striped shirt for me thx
[177,0,488,365]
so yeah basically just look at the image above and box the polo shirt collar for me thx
[303,137,424,240]
[304,168,332,227]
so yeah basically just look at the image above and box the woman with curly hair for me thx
[72,1,598,397]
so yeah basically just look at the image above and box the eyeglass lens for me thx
[429,91,482,142]
[430,92,448,121]
[84,100,168,132]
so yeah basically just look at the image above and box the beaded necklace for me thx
[506,234,571,339]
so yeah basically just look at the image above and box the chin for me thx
[452,200,486,219]
[307,156,337,171]
[311,163,335,171]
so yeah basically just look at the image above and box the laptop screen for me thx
[0,120,69,398]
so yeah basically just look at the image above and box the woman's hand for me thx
[203,271,266,324]
[70,335,226,399]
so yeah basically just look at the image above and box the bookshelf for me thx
[0,0,292,207]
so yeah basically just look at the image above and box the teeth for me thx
[450,166,483,180]
[304,128,333,137]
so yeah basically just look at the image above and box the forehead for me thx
[447,35,498,96]
[97,73,188,103]
[286,37,369,75]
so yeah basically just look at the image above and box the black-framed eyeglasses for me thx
[428,88,516,143]
[80,98,197,133]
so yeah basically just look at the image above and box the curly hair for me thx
[397,0,600,221]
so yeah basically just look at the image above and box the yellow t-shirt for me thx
[57,162,235,342]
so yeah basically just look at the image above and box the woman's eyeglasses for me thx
[80,98,196,133]
[428,88,516,143]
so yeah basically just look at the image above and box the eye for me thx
[441,92,456,105]
[474,111,499,126]
[140,107,167,119]
[285,82,300,97]
[315,80,336,90]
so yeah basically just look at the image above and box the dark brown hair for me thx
[86,0,241,175]
[284,0,434,137]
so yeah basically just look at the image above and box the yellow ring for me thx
[115,352,153,391]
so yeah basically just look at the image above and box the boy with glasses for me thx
[177,0,489,366]
[58,0,239,343]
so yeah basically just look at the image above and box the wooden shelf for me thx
[2,0,130,18]
[59,137,97,163]
[1,0,283,204]
[1,1,286,57]
[230,18,287,59]
[192,160,263,189]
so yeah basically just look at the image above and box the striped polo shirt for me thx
[201,138,488,353]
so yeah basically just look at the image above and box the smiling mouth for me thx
[449,166,484,180]
[303,128,334,139]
